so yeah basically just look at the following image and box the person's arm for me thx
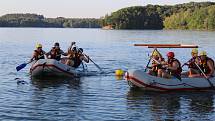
[167,61,179,71]
[30,52,36,61]
[42,50,48,59]
[45,50,51,58]
[80,55,89,63]
[61,50,68,56]
[207,60,214,77]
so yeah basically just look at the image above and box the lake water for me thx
[0,28,215,121]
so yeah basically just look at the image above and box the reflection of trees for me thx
[150,92,180,120]
[27,77,83,120]
[126,88,181,120]
[127,89,215,121]
[185,92,214,120]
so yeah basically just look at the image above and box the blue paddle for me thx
[16,61,32,71]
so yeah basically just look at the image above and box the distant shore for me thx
[0,14,101,28]
[0,2,215,30]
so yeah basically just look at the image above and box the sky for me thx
[0,0,213,18]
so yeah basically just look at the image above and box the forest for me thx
[101,2,215,30]
[0,2,215,30]
[0,14,101,28]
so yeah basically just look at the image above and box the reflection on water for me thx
[31,77,81,90]
[28,77,85,120]
[1,28,215,120]
[127,88,215,120]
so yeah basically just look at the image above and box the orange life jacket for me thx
[34,50,45,60]
[200,57,214,74]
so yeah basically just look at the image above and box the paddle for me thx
[194,62,215,89]
[73,44,103,72]
[16,61,33,71]
[145,48,157,72]
[86,55,103,72]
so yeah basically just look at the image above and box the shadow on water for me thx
[126,88,215,120]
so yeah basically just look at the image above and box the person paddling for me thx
[47,42,67,61]
[148,50,164,76]
[199,51,215,78]
[157,52,182,79]
[30,43,46,61]
[182,48,201,77]
[66,47,89,68]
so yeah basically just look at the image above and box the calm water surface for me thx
[0,28,215,121]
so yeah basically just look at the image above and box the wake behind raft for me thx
[125,44,215,91]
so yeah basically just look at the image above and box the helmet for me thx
[167,52,175,58]
[200,51,207,56]
[152,51,159,56]
[79,48,83,53]
[54,42,59,47]
[36,43,42,48]
[191,48,198,54]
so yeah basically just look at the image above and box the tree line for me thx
[164,5,215,30]
[0,2,215,30]
[0,13,101,28]
[101,2,215,30]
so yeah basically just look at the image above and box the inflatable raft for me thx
[125,69,215,91]
[30,59,78,78]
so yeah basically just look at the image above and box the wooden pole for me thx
[148,45,198,48]
[134,44,181,47]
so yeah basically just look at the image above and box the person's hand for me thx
[163,65,168,68]
[85,55,89,59]
[206,75,210,79]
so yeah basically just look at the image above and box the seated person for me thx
[198,51,214,78]
[148,50,164,76]
[157,52,182,79]
[182,48,201,77]
[30,43,46,61]
[46,42,67,61]
[65,48,89,68]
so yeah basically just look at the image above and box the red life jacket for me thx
[168,58,182,76]
[34,50,45,60]
[200,57,214,74]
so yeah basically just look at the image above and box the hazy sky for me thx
[0,0,213,18]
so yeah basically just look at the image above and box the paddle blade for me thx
[16,63,27,71]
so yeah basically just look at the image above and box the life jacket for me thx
[168,58,182,76]
[150,57,164,76]
[50,47,61,61]
[72,53,82,68]
[34,50,45,60]
[188,56,200,69]
[200,57,214,74]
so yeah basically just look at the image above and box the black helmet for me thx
[54,42,59,47]
[79,48,83,53]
